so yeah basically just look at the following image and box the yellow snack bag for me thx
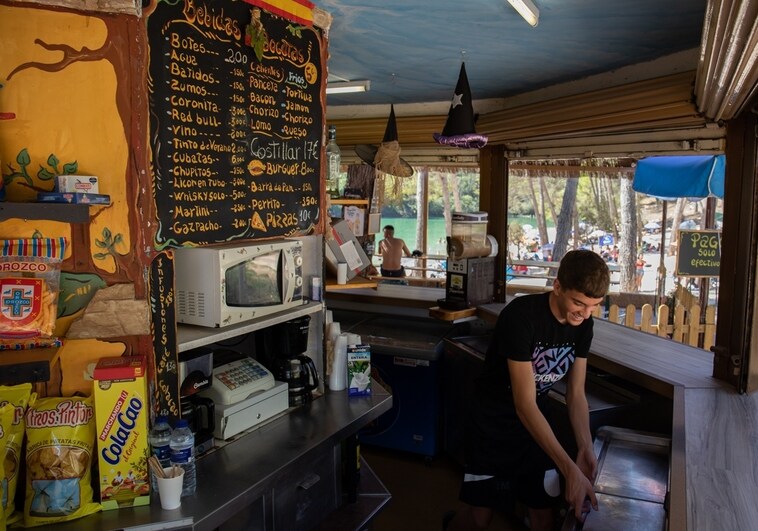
[0,402,15,531]
[0,383,33,526]
[23,395,101,527]
[0,238,66,340]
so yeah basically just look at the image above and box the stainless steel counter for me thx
[478,303,756,531]
[56,388,392,531]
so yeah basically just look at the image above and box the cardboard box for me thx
[56,175,99,193]
[347,344,371,396]
[325,220,371,281]
[93,356,151,510]
[343,206,365,236]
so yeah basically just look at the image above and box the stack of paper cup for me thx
[328,322,341,342]
[329,334,348,391]
[326,322,341,379]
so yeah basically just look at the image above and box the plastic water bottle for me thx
[169,419,196,496]
[148,416,172,492]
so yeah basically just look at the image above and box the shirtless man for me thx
[377,225,411,277]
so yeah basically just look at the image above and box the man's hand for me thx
[565,465,598,521]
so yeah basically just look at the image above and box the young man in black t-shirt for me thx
[446,250,610,531]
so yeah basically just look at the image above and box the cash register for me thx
[199,350,289,440]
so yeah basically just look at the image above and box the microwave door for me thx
[225,262,246,306]
[280,249,293,303]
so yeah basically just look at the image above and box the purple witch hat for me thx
[433,63,488,149]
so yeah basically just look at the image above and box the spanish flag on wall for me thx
[243,0,315,26]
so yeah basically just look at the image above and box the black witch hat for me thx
[433,63,488,149]
[355,104,414,178]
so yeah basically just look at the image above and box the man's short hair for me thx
[383,225,395,232]
[556,250,610,298]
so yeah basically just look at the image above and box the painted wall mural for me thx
[0,2,150,400]
[0,2,147,297]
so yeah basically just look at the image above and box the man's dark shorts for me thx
[460,397,562,510]
[459,461,562,510]
[380,266,405,277]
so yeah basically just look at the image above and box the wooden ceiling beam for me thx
[329,72,714,154]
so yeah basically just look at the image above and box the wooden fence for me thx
[592,302,717,351]
[506,282,716,351]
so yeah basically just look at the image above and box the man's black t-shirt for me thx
[465,292,594,474]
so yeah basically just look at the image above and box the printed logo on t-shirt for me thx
[531,344,576,393]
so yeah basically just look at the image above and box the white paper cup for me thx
[337,263,348,284]
[156,467,184,510]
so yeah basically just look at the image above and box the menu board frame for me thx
[146,0,326,248]
[148,250,180,421]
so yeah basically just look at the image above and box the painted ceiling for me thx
[321,0,708,108]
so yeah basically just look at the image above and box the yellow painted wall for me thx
[0,5,132,275]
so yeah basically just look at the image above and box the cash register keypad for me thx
[217,358,271,390]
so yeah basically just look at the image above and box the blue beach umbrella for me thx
[633,155,725,199]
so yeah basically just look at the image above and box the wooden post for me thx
[479,145,507,302]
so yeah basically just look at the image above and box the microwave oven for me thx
[174,239,304,328]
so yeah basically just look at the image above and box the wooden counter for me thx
[478,303,750,531]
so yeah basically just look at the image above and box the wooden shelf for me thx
[329,198,369,206]
[0,347,60,385]
[0,202,89,223]
[368,275,445,288]
[325,276,377,291]
[429,306,478,322]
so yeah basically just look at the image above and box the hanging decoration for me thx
[242,0,315,26]
[245,8,268,61]
[355,104,414,178]
[433,62,488,149]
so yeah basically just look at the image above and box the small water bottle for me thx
[148,416,172,492]
[169,419,196,496]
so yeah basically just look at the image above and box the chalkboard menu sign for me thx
[149,251,180,420]
[148,0,324,246]
[676,230,721,277]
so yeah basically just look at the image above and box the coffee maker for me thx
[178,347,215,455]
[257,316,319,406]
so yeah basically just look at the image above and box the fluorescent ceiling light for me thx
[326,80,371,94]
[507,0,539,27]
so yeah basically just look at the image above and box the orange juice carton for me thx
[93,356,151,510]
